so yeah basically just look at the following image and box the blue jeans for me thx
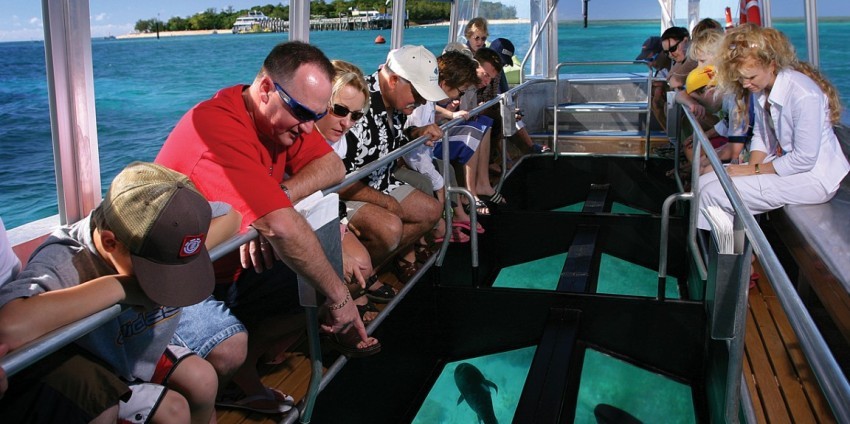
[171,296,245,358]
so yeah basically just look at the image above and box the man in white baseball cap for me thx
[337,46,446,279]
[384,45,448,104]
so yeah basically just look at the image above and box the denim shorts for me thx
[171,296,246,358]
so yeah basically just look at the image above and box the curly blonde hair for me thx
[330,60,370,113]
[715,24,842,126]
[688,29,725,64]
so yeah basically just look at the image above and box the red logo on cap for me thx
[180,234,206,257]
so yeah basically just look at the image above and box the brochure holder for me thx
[704,212,751,340]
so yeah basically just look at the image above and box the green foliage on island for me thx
[133,1,517,32]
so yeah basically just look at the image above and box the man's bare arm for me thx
[338,181,403,216]
[252,208,368,340]
[284,152,345,203]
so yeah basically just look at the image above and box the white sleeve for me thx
[402,145,444,191]
[405,102,435,128]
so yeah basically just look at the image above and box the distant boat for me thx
[232,10,269,34]
[103,35,116,40]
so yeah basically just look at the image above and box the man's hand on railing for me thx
[408,123,443,147]
[240,235,277,273]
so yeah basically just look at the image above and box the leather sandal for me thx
[365,275,397,303]
[396,256,419,282]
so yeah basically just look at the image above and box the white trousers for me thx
[696,169,837,230]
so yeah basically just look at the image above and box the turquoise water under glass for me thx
[410,199,688,423]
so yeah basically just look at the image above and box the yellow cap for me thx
[686,65,716,94]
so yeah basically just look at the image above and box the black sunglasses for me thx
[329,103,365,121]
[663,39,683,56]
[273,82,328,122]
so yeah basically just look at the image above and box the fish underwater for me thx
[455,363,499,424]
[594,403,643,424]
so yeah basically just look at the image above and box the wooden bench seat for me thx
[770,124,850,345]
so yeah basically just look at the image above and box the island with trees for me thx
[133,0,517,33]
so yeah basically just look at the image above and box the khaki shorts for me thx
[346,184,416,221]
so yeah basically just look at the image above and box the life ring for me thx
[739,0,762,26]
[724,7,734,29]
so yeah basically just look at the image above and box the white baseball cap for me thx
[385,45,448,102]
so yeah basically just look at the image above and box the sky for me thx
[0,0,848,42]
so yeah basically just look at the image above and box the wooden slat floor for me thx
[216,271,403,424]
[743,260,836,423]
[215,336,316,424]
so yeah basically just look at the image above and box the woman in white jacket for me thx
[697,24,849,230]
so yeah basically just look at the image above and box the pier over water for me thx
[233,15,403,33]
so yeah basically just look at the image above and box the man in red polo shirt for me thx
[157,41,378,413]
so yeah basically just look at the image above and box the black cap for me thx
[489,38,515,67]
[636,36,663,61]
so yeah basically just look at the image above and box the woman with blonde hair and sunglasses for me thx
[697,24,848,231]
[314,60,398,329]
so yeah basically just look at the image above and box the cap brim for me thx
[411,81,449,102]
[498,54,513,68]
[635,50,654,61]
[132,244,214,307]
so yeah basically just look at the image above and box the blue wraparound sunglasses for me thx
[273,82,328,122]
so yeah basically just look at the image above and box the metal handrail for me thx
[552,61,654,159]
[681,107,850,421]
[0,229,259,376]
[519,0,559,84]
[1,77,548,396]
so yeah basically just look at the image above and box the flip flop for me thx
[452,220,485,234]
[216,386,295,414]
[480,192,507,205]
[321,332,381,358]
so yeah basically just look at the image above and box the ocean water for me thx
[1,20,849,229]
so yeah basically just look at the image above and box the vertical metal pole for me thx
[644,63,653,161]
[552,64,562,156]
[289,0,310,42]
[42,0,101,225]
[803,0,819,67]
[448,0,459,45]
[760,0,773,28]
[582,0,589,28]
[391,0,406,49]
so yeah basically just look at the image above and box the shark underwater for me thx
[455,363,499,424]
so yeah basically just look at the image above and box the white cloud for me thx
[90,23,133,38]
[0,27,44,42]
[94,13,108,22]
